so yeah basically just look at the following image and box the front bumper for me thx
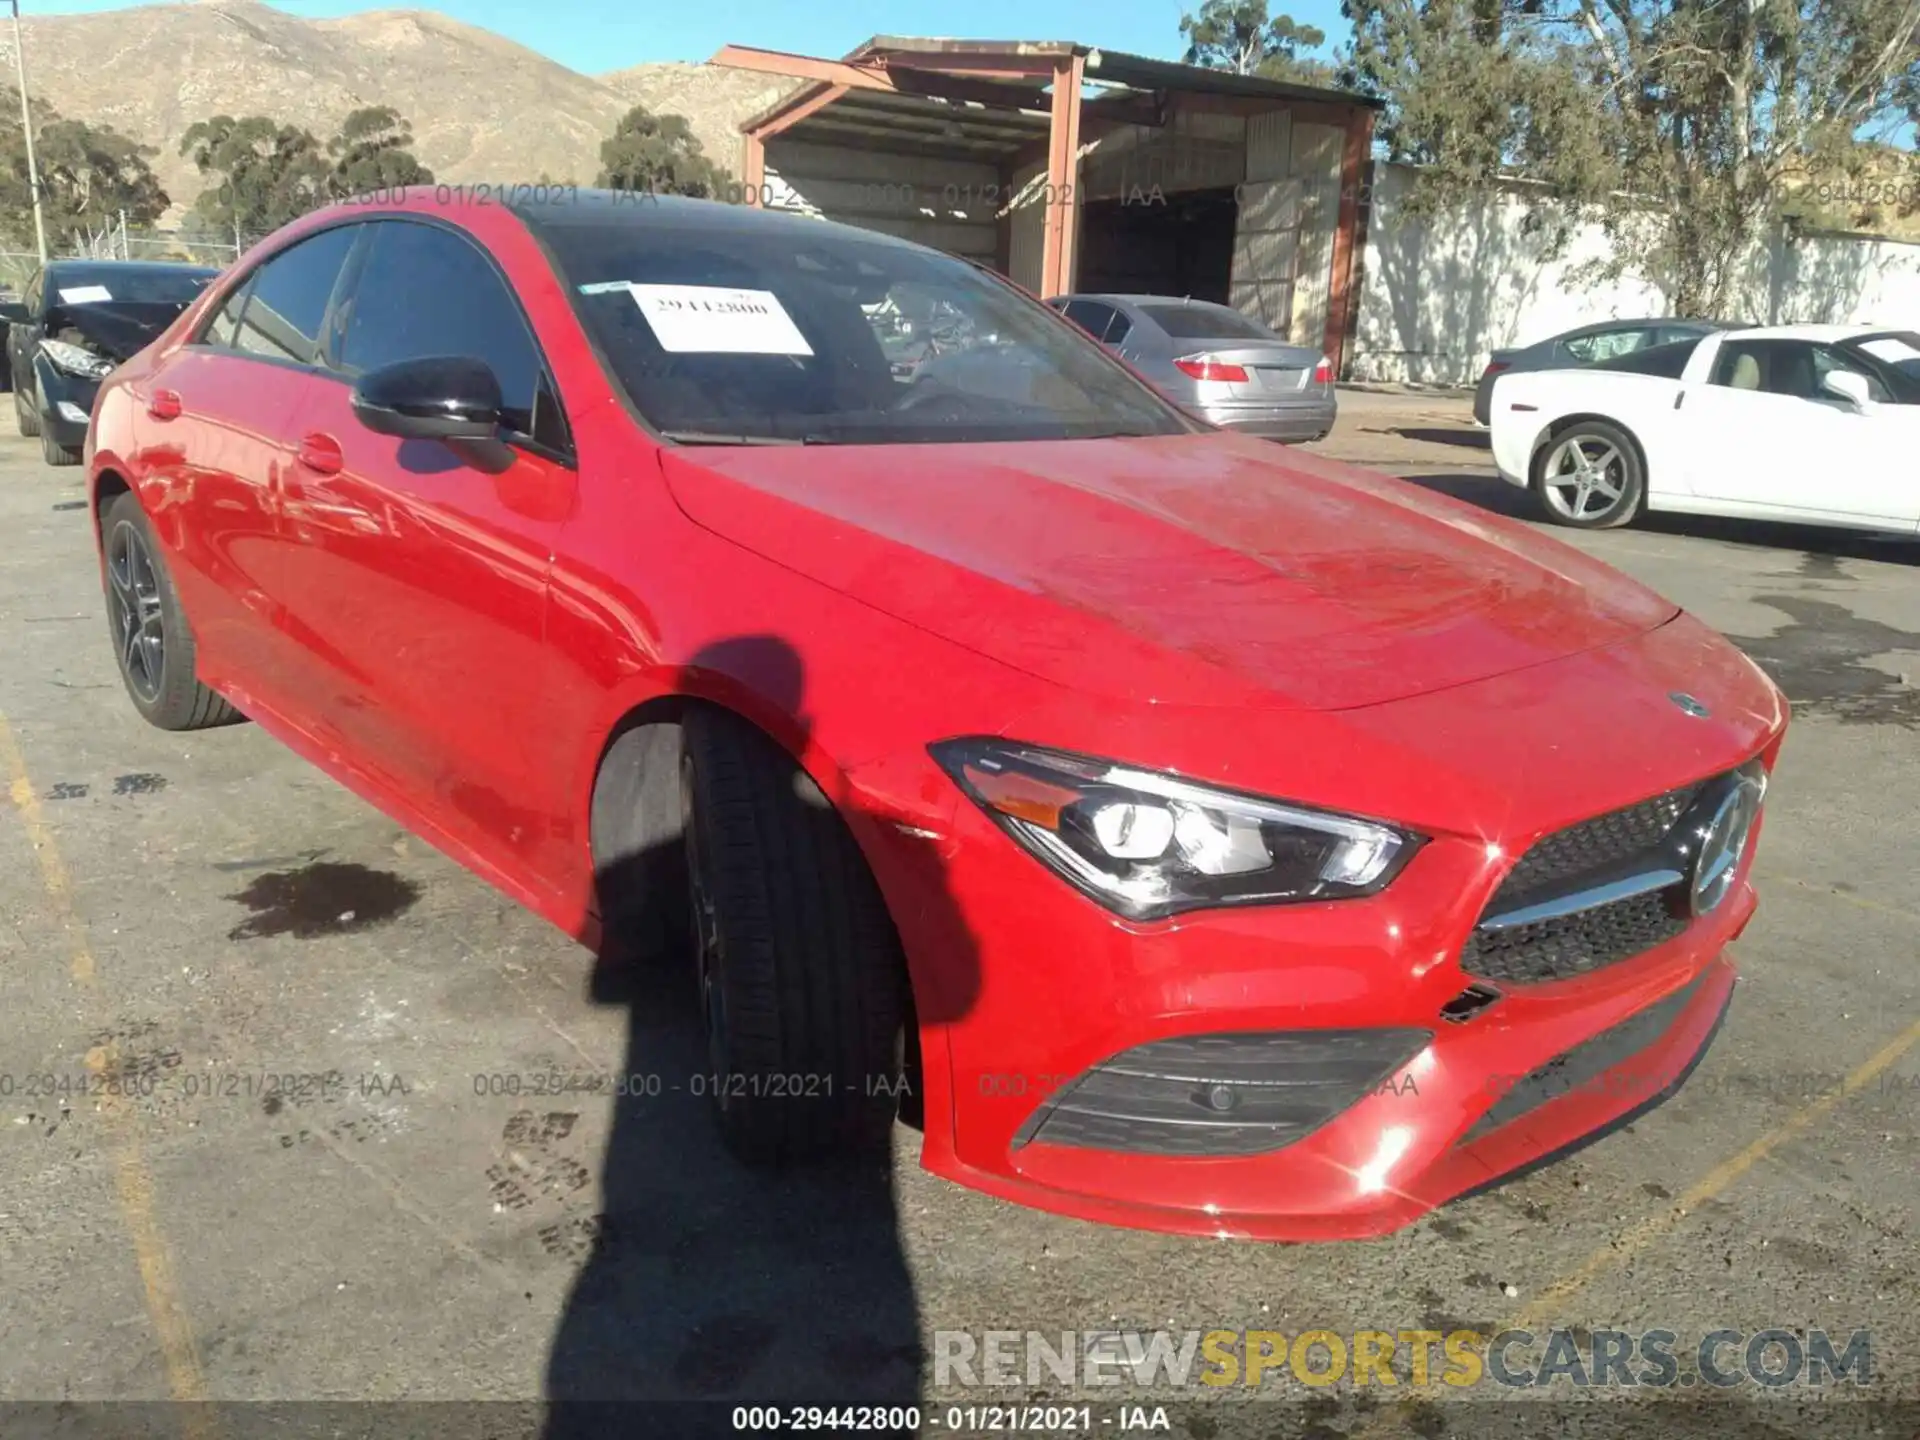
[882,618,1784,1242]
[921,822,1750,1242]
[32,354,102,446]
[1192,396,1337,442]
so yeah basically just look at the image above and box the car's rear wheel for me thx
[101,490,243,730]
[42,429,80,467]
[1531,420,1644,529]
[14,378,40,437]
[680,706,906,1164]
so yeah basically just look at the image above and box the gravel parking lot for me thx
[1,393,1916,1438]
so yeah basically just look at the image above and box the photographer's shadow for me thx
[545,635,973,1435]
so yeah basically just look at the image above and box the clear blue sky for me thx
[23,0,1352,74]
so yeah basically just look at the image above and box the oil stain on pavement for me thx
[1729,595,1920,727]
[225,860,422,940]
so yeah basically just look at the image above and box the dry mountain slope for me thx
[599,62,800,176]
[0,0,795,218]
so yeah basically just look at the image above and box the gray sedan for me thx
[1047,294,1335,442]
[1471,317,1736,425]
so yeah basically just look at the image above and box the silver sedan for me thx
[1047,293,1335,442]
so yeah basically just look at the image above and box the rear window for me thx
[1593,339,1699,379]
[1137,302,1274,342]
[47,266,216,307]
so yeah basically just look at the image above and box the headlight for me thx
[40,338,114,380]
[931,739,1420,920]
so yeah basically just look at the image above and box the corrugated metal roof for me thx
[853,36,1382,110]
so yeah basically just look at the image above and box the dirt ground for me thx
[1,399,1916,1439]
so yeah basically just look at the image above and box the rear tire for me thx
[681,707,907,1164]
[15,380,40,437]
[1530,419,1645,529]
[101,491,244,731]
[42,429,79,466]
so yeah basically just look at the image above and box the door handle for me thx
[147,388,182,420]
[296,431,343,476]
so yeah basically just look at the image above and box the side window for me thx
[336,221,545,435]
[1061,300,1112,339]
[1710,341,1769,393]
[1102,311,1132,346]
[232,226,357,366]
[1712,341,1822,399]
[201,278,254,349]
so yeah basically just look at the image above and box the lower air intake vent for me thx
[1012,1027,1431,1157]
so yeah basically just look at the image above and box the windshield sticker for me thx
[624,284,813,356]
[58,285,114,305]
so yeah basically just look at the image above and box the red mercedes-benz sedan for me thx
[85,187,1785,1240]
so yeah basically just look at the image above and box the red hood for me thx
[661,432,1679,712]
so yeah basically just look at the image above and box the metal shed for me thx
[710,37,1382,373]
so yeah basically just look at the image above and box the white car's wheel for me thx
[1530,420,1645,529]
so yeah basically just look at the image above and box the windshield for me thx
[1846,331,1920,401]
[531,208,1187,446]
[47,267,217,307]
[1137,302,1275,342]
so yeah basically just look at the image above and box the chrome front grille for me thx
[1460,775,1736,987]
[1460,892,1689,986]
[1490,783,1698,909]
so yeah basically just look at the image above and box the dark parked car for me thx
[2,260,219,465]
[1472,317,1737,426]
[1048,293,1335,441]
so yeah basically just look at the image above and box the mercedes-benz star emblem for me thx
[1669,691,1711,718]
[1687,771,1765,916]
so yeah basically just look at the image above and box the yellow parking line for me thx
[0,713,216,1431]
[1350,1010,1919,1437]
[1512,1011,1920,1333]
[1772,873,1920,926]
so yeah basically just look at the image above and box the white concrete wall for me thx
[1350,160,1920,384]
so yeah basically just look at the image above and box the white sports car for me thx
[1489,323,1920,532]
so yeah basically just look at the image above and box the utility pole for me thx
[8,0,48,266]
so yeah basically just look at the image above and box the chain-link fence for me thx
[0,226,275,296]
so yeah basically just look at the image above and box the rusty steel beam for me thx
[1039,53,1086,297]
[1322,106,1375,375]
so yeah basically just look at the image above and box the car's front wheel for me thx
[680,706,907,1164]
[42,429,80,466]
[1531,420,1645,529]
[101,490,243,730]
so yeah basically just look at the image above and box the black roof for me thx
[510,188,927,250]
[43,259,221,278]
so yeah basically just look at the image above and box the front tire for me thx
[101,491,243,730]
[15,379,40,437]
[681,707,907,1164]
[42,429,80,466]
[1530,419,1645,529]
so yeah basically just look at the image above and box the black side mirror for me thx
[350,355,503,441]
[0,302,31,325]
